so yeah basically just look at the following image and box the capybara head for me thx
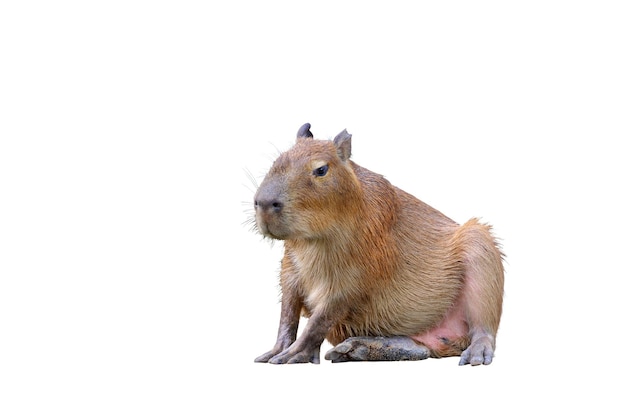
[254,123,361,240]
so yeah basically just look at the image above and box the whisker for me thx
[243,167,259,193]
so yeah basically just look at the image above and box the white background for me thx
[1,1,625,415]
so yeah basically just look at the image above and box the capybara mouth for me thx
[257,219,289,240]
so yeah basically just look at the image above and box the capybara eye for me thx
[313,165,329,177]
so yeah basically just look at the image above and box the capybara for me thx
[253,123,504,365]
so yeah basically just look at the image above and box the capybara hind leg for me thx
[453,219,505,366]
[325,336,430,363]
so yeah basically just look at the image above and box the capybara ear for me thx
[333,129,352,161]
[296,123,313,140]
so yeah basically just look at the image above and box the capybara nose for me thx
[255,198,284,213]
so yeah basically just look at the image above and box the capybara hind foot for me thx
[325,336,430,363]
[458,334,495,366]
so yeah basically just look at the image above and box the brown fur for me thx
[253,124,504,365]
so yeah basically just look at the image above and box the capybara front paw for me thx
[255,350,280,363]
[266,346,320,364]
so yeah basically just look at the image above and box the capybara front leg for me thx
[254,285,302,363]
[325,336,430,363]
[268,308,340,364]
